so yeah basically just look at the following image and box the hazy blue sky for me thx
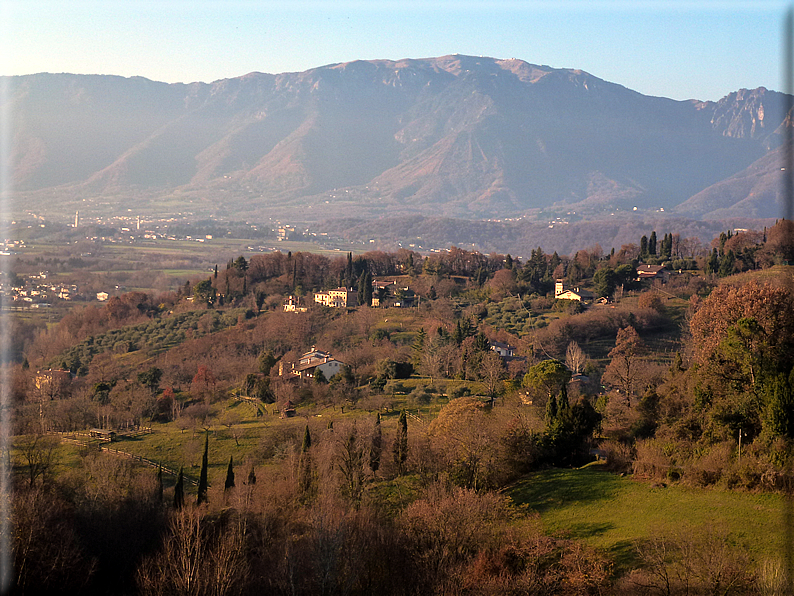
[1,0,788,101]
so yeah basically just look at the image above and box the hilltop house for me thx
[555,280,594,303]
[314,287,358,308]
[636,264,669,282]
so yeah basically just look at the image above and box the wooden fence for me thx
[56,434,202,486]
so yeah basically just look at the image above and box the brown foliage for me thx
[689,280,794,368]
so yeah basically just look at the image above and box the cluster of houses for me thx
[288,265,671,313]
[284,280,420,312]
[2,272,78,305]
[554,265,669,303]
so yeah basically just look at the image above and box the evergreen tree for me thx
[224,456,235,490]
[298,425,314,503]
[364,271,372,306]
[558,383,569,413]
[706,248,720,276]
[197,432,209,505]
[412,327,427,367]
[453,320,465,346]
[174,467,184,509]
[640,235,649,260]
[475,331,490,352]
[649,231,657,256]
[247,466,256,486]
[765,372,794,438]
[358,270,368,305]
[393,410,408,475]
[545,393,558,423]
[718,250,736,277]
[369,413,382,475]
[214,264,218,279]
[302,424,312,451]
[346,252,354,287]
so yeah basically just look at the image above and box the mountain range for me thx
[4,55,790,222]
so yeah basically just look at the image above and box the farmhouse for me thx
[288,347,346,380]
[555,280,594,302]
[636,264,669,282]
[489,340,516,358]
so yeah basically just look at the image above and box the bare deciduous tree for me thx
[565,341,587,375]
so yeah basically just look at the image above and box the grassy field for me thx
[507,466,786,571]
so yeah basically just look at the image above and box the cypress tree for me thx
[225,456,235,490]
[247,466,256,485]
[197,432,209,505]
[649,231,657,256]
[301,424,312,451]
[558,384,569,413]
[393,410,408,476]
[174,467,184,509]
[358,271,367,305]
[412,328,427,367]
[346,252,354,287]
[369,413,382,475]
[364,271,373,307]
[298,425,314,503]
[640,235,649,260]
[545,393,558,423]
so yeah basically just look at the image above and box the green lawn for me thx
[507,467,786,571]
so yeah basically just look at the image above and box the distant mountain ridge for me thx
[3,56,790,220]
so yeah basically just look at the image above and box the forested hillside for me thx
[7,219,794,595]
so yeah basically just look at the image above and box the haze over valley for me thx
[4,55,789,254]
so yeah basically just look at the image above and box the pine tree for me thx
[197,432,209,505]
[174,467,184,509]
[393,410,408,475]
[453,320,465,346]
[369,413,382,475]
[225,456,235,490]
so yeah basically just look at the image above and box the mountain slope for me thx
[4,56,789,220]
